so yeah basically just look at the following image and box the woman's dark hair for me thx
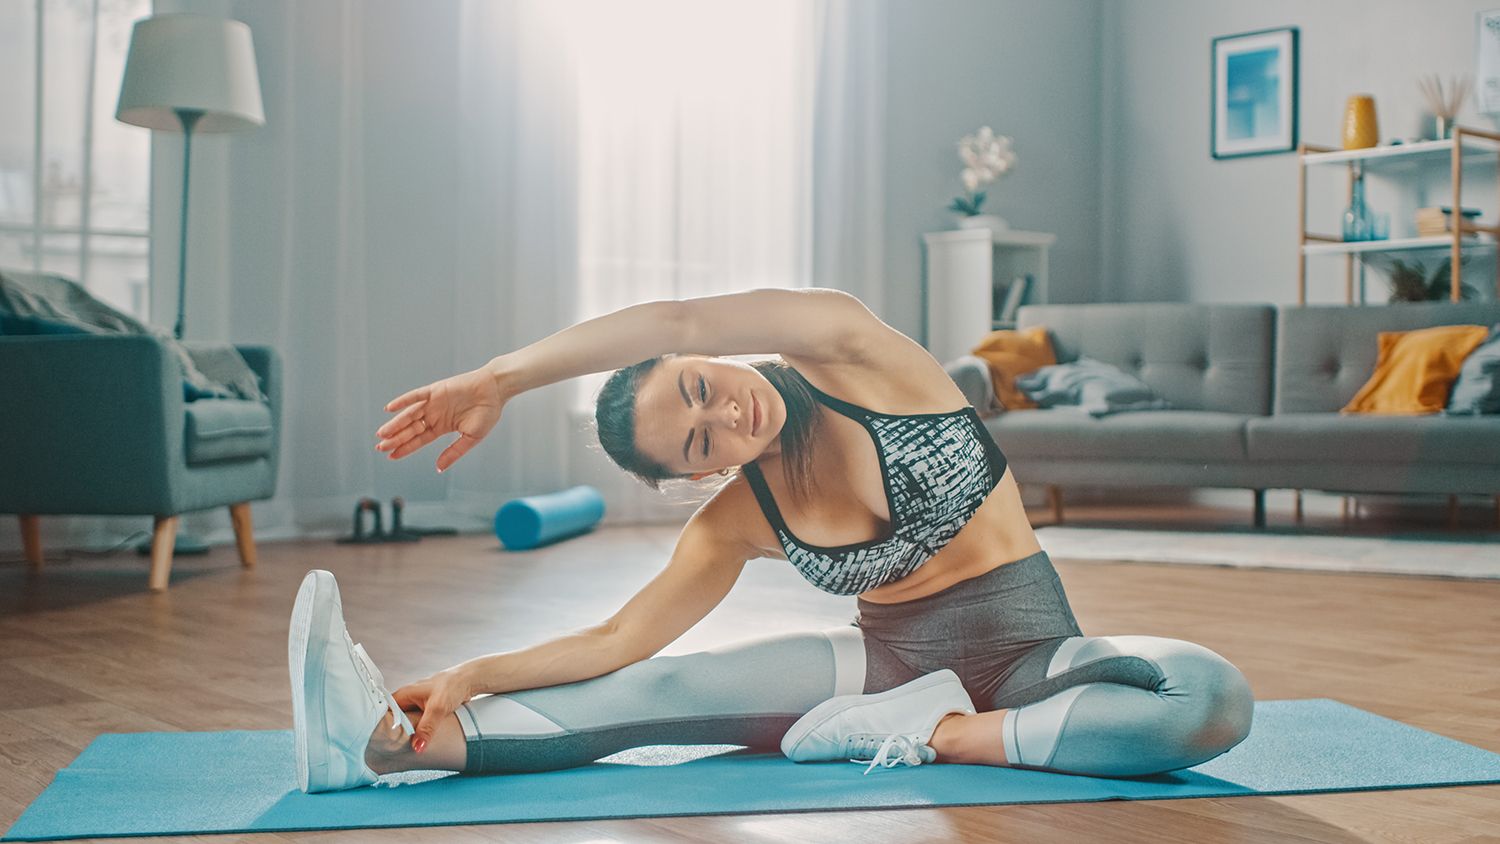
[593,356,821,503]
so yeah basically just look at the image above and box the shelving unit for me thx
[921,227,1055,365]
[1296,126,1500,304]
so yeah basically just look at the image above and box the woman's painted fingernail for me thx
[413,738,427,753]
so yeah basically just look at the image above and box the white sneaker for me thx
[781,668,975,775]
[288,569,413,793]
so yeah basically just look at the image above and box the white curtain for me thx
[8,0,889,553]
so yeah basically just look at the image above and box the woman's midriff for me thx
[858,469,1042,605]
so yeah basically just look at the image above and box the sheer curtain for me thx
[114,0,885,548]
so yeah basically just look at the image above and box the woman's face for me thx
[635,354,786,477]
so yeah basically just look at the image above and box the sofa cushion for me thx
[1015,303,1274,415]
[1246,413,1500,466]
[1275,303,1500,413]
[1447,324,1500,415]
[1341,325,1489,415]
[184,399,274,465]
[986,410,1252,461]
[970,326,1055,410]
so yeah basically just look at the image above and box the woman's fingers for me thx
[376,400,429,440]
[389,427,443,460]
[436,434,480,473]
[377,416,437,455]
[384,386,430,414]
[391,684,427,711]
[411,702,451,753]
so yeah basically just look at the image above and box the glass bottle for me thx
[1342,168,1370,242]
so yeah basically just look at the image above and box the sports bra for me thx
[740,379,1009,596]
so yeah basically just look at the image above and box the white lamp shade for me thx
[116,14,265,133]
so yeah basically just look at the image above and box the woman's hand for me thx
[376,367,505,472]
[391,667,475,754]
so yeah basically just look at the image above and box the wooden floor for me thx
[3,500,1498,843]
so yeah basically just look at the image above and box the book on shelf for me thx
[1415,206,1484,237]
[997,274,1032,324]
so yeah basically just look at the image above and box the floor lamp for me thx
[116,13,265,340]
[116,14,265,554]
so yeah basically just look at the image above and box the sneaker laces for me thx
[847,733,930,775]
[346,631,414,737]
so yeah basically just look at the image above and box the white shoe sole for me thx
[781,668,967,761]
[289,570,337,793]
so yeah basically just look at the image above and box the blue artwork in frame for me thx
[1212,27,1298,159]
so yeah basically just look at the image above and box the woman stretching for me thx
[287,288,1254,793]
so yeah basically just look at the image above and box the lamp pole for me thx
[173,108,202,340]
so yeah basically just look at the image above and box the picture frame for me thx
[1478,9,1500,114]
[1211,27,1298,159]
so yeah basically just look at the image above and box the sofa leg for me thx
[1495,495,1499,528]
[1048,486,1064,525]
[148,516,180,592]
[1293,491,1304,525]
[229,502,258,569]
[1252,490,1266,528]
[1447,495,1460,529]
[19,515,43,568]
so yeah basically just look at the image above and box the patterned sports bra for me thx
[740,379,1009,596]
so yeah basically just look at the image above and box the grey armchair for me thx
[0,334,281,590]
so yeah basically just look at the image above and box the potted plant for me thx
[1377,256,1477,302]
[949,126,1016,233]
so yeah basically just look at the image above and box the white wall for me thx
[1102,0,1500,305]
[880,0,1105,339]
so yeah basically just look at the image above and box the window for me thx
[544,0,814,407]
[0,0,153,317]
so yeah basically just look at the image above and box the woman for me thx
[288,287,1254,793]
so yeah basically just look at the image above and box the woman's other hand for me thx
[376,367,505,472]
[391,667,475,754]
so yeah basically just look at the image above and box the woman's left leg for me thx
[935,634,1255,777]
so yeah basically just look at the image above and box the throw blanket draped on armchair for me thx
[0,268,266,402]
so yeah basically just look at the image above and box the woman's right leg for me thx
[371,626,901,775]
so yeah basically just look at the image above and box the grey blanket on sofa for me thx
[1016,355,1172,417]
[0,268,265,402]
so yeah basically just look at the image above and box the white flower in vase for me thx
[950,126,1017,232]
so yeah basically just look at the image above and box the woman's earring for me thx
[717,468,730,477]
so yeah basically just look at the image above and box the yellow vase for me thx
[1342,95,1379,150]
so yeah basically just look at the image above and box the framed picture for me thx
[1478,10,1500,113]
[1211,27,1298,159]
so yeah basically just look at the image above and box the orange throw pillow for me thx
[1341,324,1490,415]
[970,326,1056,410]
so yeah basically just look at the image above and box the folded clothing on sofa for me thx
[0,268,266,403]
[1016,356,1172,417]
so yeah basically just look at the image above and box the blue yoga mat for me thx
[7,699,1500,841]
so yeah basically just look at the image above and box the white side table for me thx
[920,228,1056,364]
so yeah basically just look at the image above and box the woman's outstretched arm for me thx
[391,484,762,752]
[489,287,875,396]
[377,287,881,469]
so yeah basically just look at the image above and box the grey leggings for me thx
[458,549,1254,778]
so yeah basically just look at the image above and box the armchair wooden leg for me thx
[1447,495,1460,529]
[1048,486,1064,525]
[19,515,43,568]
[148,516,180,592]
[229,502,257,569]
[1293,490,1304,525]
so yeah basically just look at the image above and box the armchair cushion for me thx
[185,399,275,465]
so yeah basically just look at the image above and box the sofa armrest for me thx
[0,334,182,514]
[234,344,283,475]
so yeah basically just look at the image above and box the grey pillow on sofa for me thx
[943,354,1002,417]
[1445,323,1500,415]
[1016,355,1172,417]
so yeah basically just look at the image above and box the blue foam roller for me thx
[494,485,605,550]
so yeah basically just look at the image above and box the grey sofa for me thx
[981,302,1500,526]
[0,334,281,590]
